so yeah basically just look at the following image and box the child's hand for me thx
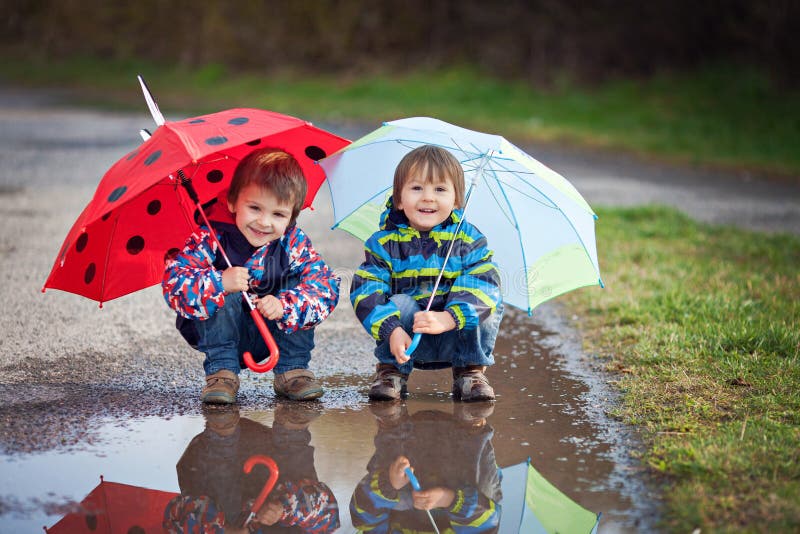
[413,311,456,335]
[221,266,250,293]
[389,327,412,364]
[389,456,412,490]
[413,487,456,510]
[256,295,284,320]
[255,499,284,525]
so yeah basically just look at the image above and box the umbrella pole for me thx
[177,170,279,373]
[405,153,490,357]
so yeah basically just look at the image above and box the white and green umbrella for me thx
[320,117,602,316]
[499,459,601,533]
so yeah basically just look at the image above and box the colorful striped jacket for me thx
[350,200,501,341]
[163,204,339,334]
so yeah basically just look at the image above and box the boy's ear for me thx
[227,199,236,213]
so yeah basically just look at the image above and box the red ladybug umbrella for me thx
[44,476,178,533]
[43,84,349,371]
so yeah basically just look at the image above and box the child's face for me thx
[396,175,457,231]
[227,183,293,247]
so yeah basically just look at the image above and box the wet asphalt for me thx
[0,87,797,533]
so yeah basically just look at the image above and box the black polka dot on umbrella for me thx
[108,186,127,202]
[228,117,249,125]
[128,526,146,534]
[144,150,162,166]
[147,199,162,215]
[101,211,111,221]
[85,513,98,529]
[126,150,139,161]
[305,145,327,161]
[126,235,145,255]
[84,263,96,284]
[205,136,228,146]
[246,138,262,146]
[189,118,205,124]
[75,232,88,252]
[206,170,224,183]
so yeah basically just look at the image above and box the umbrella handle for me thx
[405,333,422,357]
[243,454,280,524]
[243,308,280,372]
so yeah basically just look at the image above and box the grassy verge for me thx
[3,55,800,178]
[561,206,800,532]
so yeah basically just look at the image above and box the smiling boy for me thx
[350,145,503,402]
[163,148,339,404]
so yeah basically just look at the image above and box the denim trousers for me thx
[375,294,504,375]
[195,292,314,376]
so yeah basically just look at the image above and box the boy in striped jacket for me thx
[163,148,339,404]
[350,145,503,402]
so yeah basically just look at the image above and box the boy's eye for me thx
[410,185,423,191]
[435,186,448,193]
[273,212,287,218]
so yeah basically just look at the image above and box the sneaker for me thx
[274,369,324,401]
[201,370,239,404]
[452,366,495,402]
[453,401,494,430]
[202,404,241,436]
[274,401,322,430]
[368,399,406,427]
[368,364,408,401]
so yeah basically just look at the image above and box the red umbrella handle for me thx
[243,308,279,372]
[243,454,280,523]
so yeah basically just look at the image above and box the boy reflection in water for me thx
[163,404,339,533]
[350,402,501,533]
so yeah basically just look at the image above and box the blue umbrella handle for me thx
[405,333,422,357]
[404,467,422,491]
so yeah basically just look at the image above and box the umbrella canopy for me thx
[319,117,602,314]
[45,477,178,533]
[498,460,600,534]
[43,108,350,304]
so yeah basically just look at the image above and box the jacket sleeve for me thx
[349,471,398,533]
[445,226,502,330]
[276,227,340,333]
[350,233,403,341]
[162,227,227,320]
[447,487,501,533]
[274,479,340,533]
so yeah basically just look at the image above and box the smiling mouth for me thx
[418,208,437,214]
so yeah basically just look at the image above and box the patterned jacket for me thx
[350,199,501,341]
[163,203,339,334]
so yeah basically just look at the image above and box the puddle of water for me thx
[0,309,655,533]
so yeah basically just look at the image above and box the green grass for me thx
[561,206,800,532]
[3,55,800,178]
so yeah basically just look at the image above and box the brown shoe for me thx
[202,404,241,436]
[452,366,495,402]
[368,364,408,401]
[274,369,324,401]
[274,401,322,430]
[201,370,239,404]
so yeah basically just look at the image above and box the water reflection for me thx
[166,404,340,533]
[350,402,501,533]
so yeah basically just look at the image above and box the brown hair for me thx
[393,145,465,208]
[228,148,307,223]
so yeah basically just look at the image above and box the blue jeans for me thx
[375,294,503,375]
[195,292,314,376]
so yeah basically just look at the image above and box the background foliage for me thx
[3,0,799,86]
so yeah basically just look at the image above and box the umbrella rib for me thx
[483,165,535,314]
[489,157,601,278]
[98,214,120,305]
